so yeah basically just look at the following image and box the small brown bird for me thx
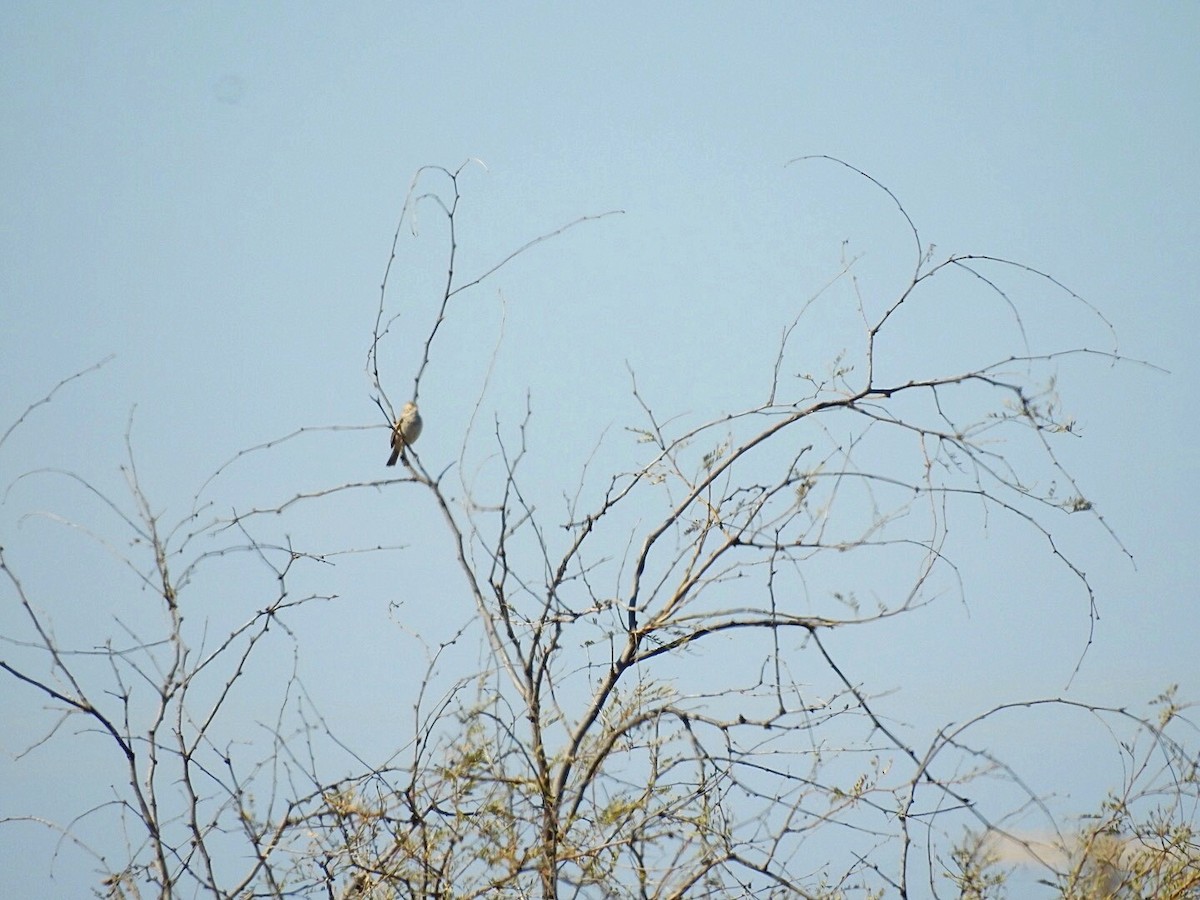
[386,402,423,466]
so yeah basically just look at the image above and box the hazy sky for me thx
[2,4,1197,896]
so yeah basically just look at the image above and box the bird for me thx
[386,402,423,466]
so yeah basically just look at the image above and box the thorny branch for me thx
[2,159,1191,900]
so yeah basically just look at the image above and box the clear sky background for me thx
[2,3,1197,897]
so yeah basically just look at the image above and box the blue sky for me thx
[2,3,1197,895]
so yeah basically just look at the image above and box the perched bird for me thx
[386,402,423,466]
